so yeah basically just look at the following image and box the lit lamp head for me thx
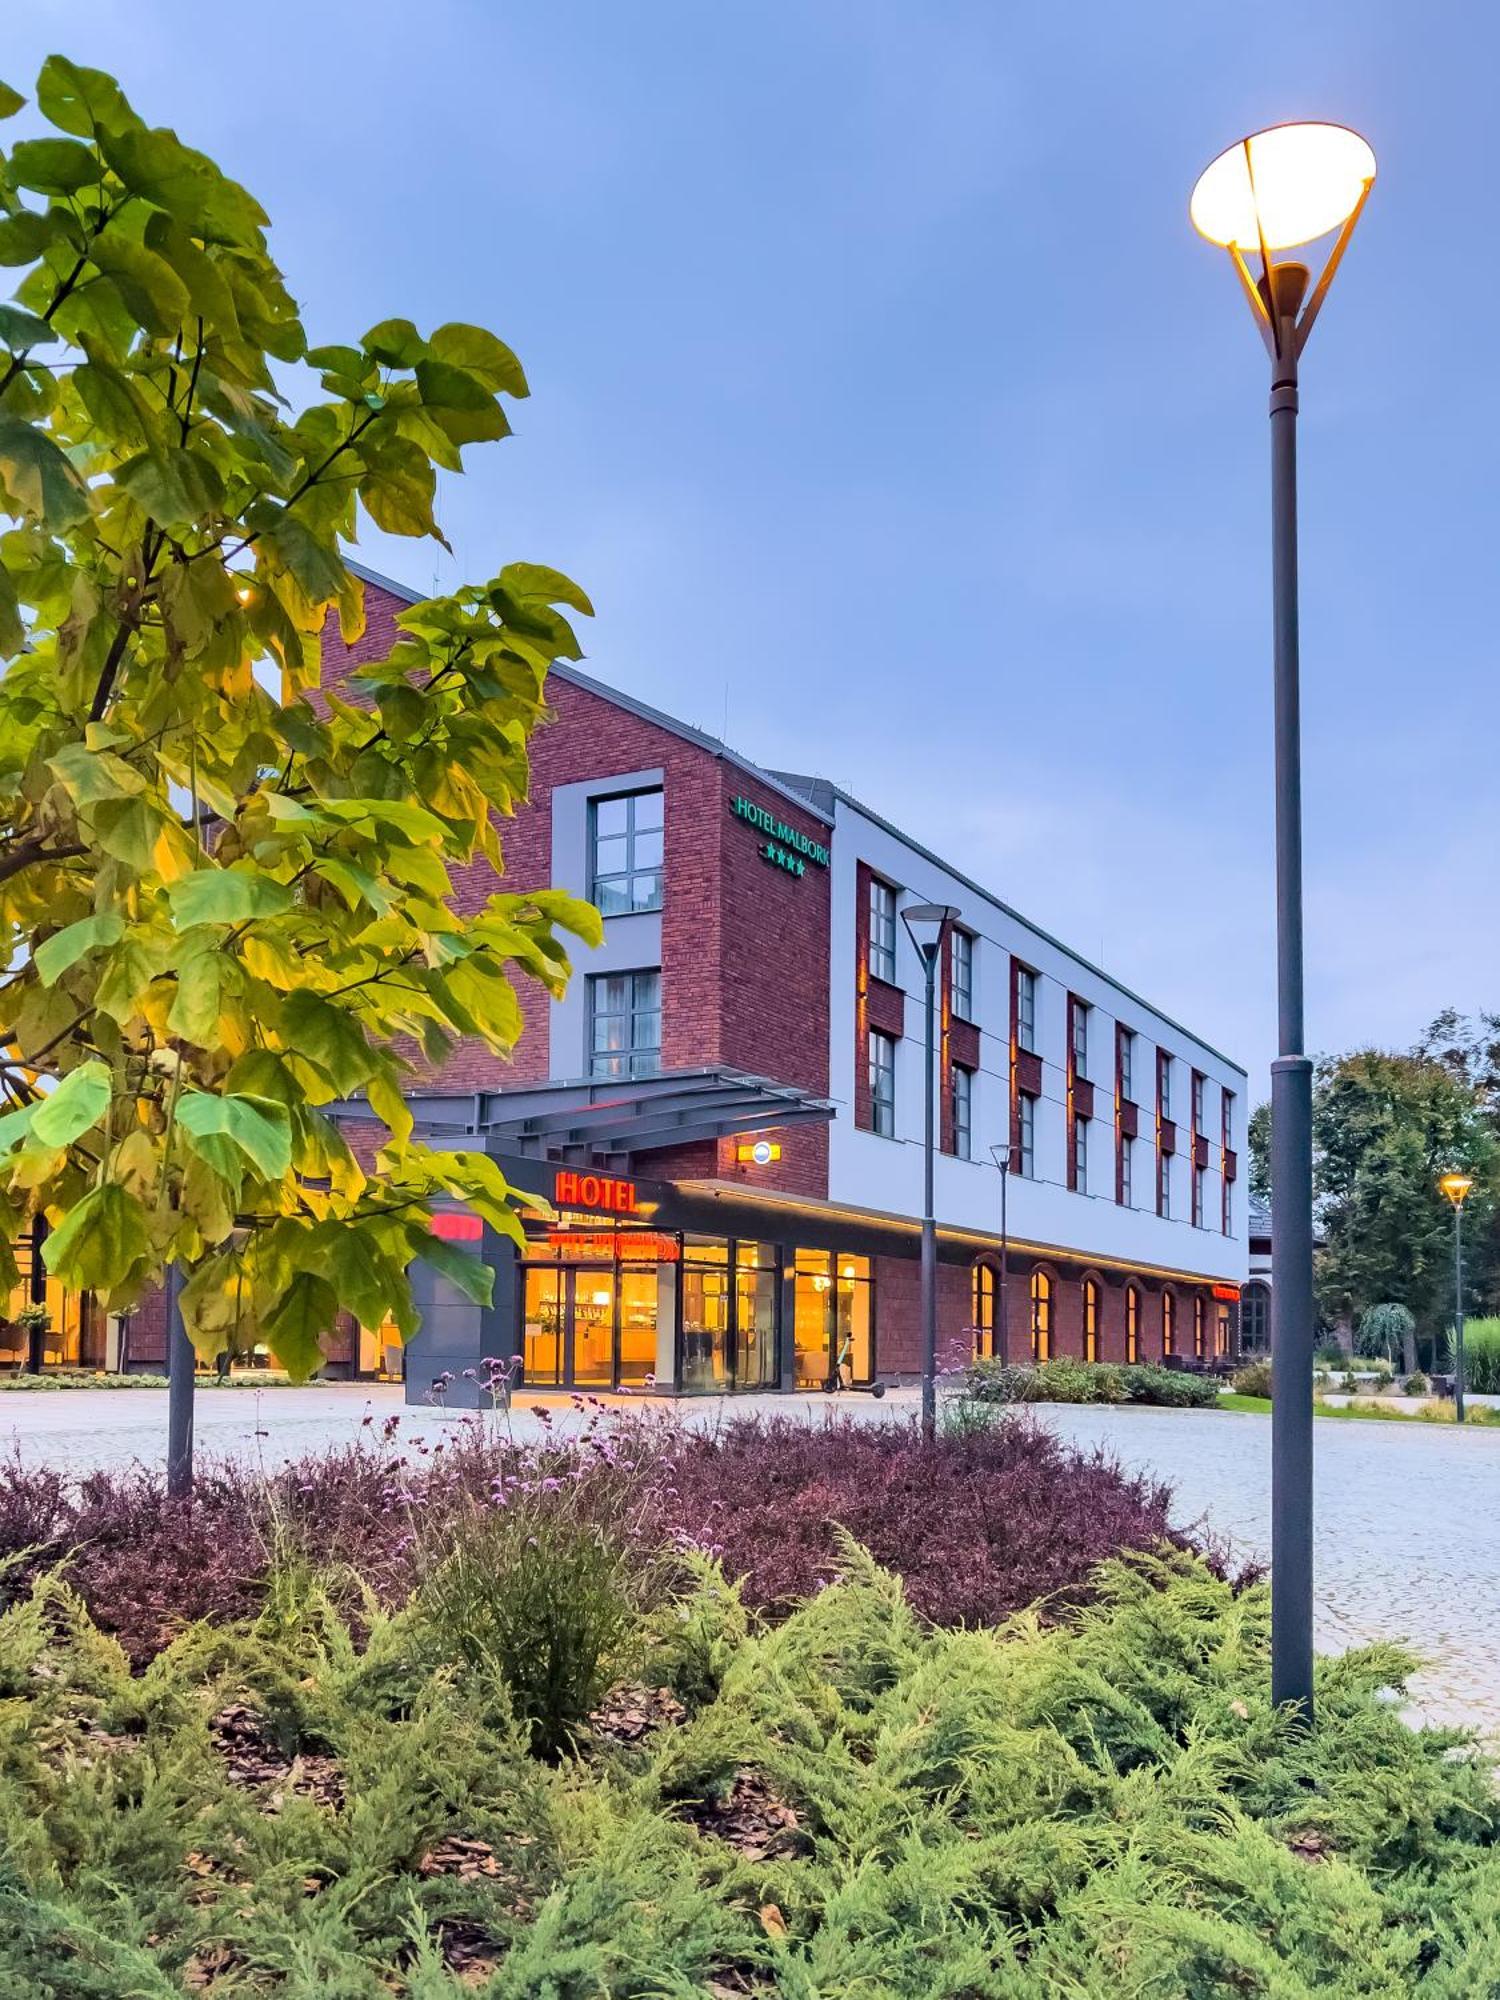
[1439,1172,1475,1209]
[1190,122,1375,363]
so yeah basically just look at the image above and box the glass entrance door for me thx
[571,1270,615,1387]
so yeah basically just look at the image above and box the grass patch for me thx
[1217,1393,1500,1428]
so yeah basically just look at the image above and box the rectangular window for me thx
[1193,1163,1206,1228]
[588,969,661,1078]
[1158,1051,1173,1121]
[1192,1070,1205,1133]
[1121,1133,1134,1207]
[589,788,664,916]
[951,930,974,1022]
[1074,1114,1089,1195]
[868,1029,896,1137]
[1157,1149,1171,1219]
[1071,999,1089,1081]
[1018,1090,1036,1178]
[868,878,897,985]
[952,1063,973,1160]
[1016,966,1038,1055]
[1222,1088,1234,1152]
[1223,1174,1233,1236]
[1120,1028,1135,1102]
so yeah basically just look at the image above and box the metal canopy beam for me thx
[331,1068,834,1164]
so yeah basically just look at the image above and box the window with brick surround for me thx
[1121,1133,1134,1208]
[1158,1050,1173,1121]
[1125,1284,1140,1362]
[868,1029,896,1137]
[1193,1162,1206,1228]
[1192,1070,1205,1134]
[1017,1090,1036,1178]
[1162,1289,1176,1356]
[951,929,974,1022]
[1073,1113,1089,1195]
[868,877,897,984]
[1119,1028,1135,1102]
[1016,965,1038,1054]
[952,1062,973,1160]
[588,969,661,1078]
[1071,998,1089,1080]
[1157,1148,1171,1219]
[1083,1276,1100,1362]
[1029,1269,1053,1361]
[1194,1295,1206,1358]
[589,788,664,916]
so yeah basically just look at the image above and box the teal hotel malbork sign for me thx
[729,795,830,879]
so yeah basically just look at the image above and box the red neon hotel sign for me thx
[553,1169,639,1214]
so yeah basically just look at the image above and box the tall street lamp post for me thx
[902,901,959,1442]
[1191,122,1376,1722]
[1438,1173,1474,1423]
[989,1139,1012,1366]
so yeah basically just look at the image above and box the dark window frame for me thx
[587,967,662,1079]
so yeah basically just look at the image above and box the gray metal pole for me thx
[1267,303,1316,1723]
[166,1262,195,1498]
[998,1160,1010,1368]
[1454,1203,1467,1423]
[920,946,938,1442]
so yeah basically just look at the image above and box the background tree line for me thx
[1248,1010,1499,1361]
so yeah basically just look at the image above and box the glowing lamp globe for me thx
[1190,122,1376,251]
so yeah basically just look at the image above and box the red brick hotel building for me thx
[22,565,1245,1392]
[330,567,1248,1403]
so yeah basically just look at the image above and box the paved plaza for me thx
[4,1383,1496,1736]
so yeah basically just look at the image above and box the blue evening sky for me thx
[14,4,1497,1092]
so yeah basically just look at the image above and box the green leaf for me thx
[94,927,173,1023]
[177,1090,292,1180]
[366,1066,413,1146]
[261,509,347,604]
[428,323,528,397]
[34,912,126,985]
[73,352,153,444]
[47,742,146,805]
[498,561,595,619]
[413,359,510,447]
[0,415,90,525]
[42,1185,150,1293]
[29,1060,111,1147]
[279,989,375,1095]
[168,869,293,928]
[166,938,223,1046]
[88,229,190,337]
[0,82,25,120]
[144,213,239,334]
[358,440,440,540]
[415,1227,494,1307]
[309,1225,400,1333]
[98,125,268,248]
[8,137,101,195]
[362,318,426,366]
[263,1270,337,1381]
[91,796,168,874]
[314,857,393,916]
[35,57,137,139]
[0,211,58,265]
[0,303,57,353]
[117,446,223,529]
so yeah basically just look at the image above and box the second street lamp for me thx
[1439,1172,1474,1423]
[901,900,959,1442]
[989,1139,1012,1366]
[1191,121,1376,1723]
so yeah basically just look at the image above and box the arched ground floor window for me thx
[1082,1276,1101,1362]
[1241,1281,1271,1355]
[1030,1269,1053,1362]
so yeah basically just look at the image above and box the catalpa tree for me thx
[0,57,600,1375]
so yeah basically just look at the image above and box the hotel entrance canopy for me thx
[372,1068,834,1166]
